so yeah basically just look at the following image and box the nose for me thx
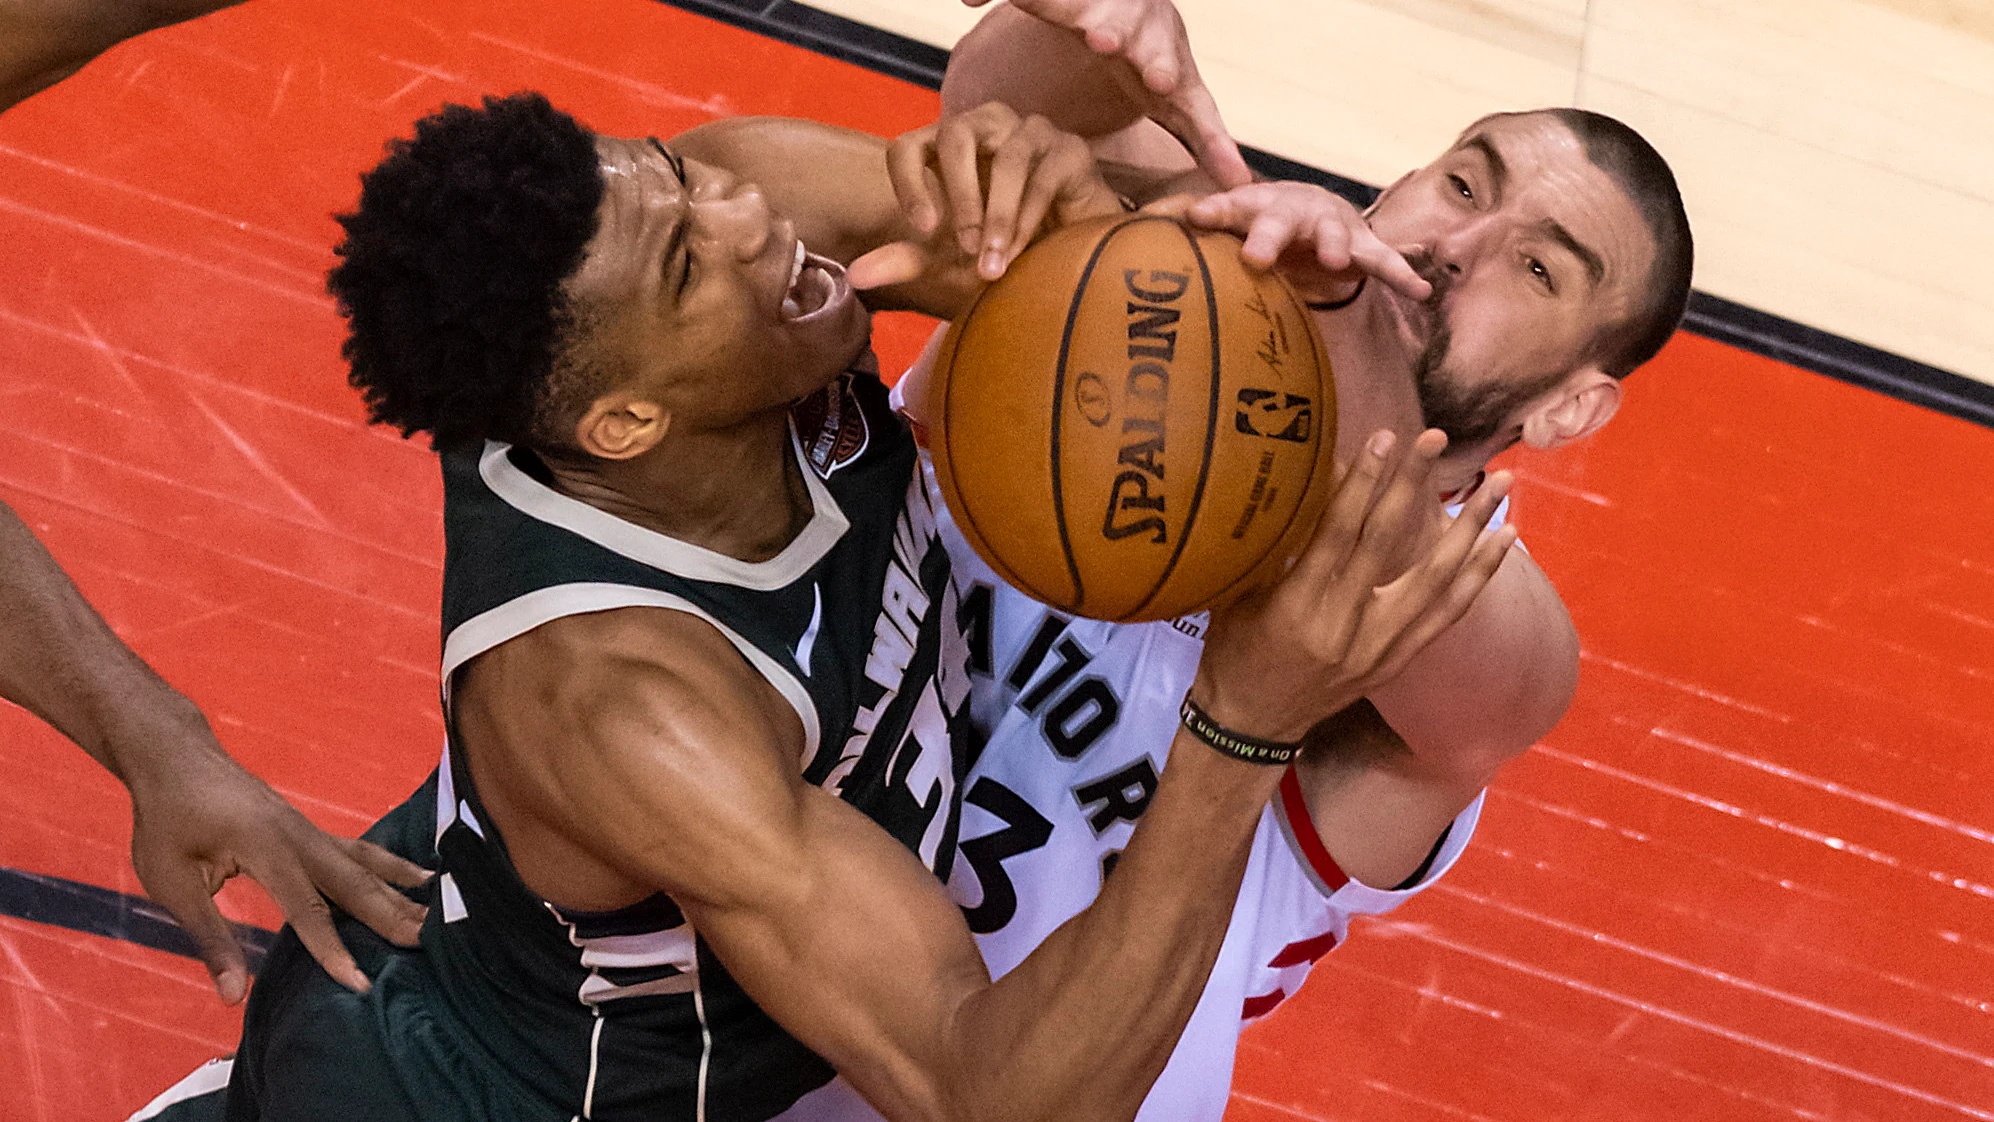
[1428,212,1499,278]
[696,181,774,263]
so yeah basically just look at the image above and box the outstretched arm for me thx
[0,500,426,1001]
[0,0,247,112]
[673,106,1125,304]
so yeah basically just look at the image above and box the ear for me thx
[573,393,671,460]
[1519,368,1620,450]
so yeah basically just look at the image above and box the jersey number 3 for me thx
[956,778,1053,934]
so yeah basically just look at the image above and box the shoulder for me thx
[464,605,808,767]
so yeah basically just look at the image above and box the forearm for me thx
[0,0,248,113]
[944,733,1276,1120]
[942,3,1145,138]
[680,729,1279,1122]
[0,501,215,782]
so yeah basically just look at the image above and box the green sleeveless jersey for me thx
[424,365,975,1120]
[202,364,978,1122]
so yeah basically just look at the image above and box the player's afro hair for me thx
[329,91,605,450]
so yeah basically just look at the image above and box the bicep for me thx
[1365,543,1579,774]
[488,617,988,1121]
[1294,700,1486,889]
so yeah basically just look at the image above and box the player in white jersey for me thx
[775,359,1507,1122]
[806,0,1689,1111]
[939,492,1501,1122]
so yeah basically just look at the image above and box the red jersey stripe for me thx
[1241,989,1286,1020]
[1278,768,1350,892]
[1268,928,1341,968]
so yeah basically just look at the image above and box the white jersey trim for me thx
[126,1058,233,1121]
[440,582,822,764]
[573,926,699,970]
[477,436,849,592]
[1273,766,1486,904]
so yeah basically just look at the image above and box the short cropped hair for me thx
[328,92,604,450]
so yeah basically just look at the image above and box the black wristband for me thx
[1179,697,1301,766]
[1304,277,1366,312]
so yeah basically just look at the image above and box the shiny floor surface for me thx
[0,1,1989,1120]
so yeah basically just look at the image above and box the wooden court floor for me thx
[0,1,1989,1119]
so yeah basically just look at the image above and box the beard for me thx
[1401,251,1565,447]
[1413,327,1563,447]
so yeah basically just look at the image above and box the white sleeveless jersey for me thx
[932,488,1489,1122]
[782,413,1498,1121]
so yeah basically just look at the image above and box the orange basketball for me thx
[928,214,1337,623]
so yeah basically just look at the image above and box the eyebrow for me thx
[1539,217,1606,289]
[1461,132,1606,291]
[647,137,691,298]
[648,136,686,187]
[1462,135,1508,202]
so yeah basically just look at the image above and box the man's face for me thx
[1365,113,1656,445]
[563,134,870,435]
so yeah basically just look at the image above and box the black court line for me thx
[657,0,1994,431]
[0,865,276,972]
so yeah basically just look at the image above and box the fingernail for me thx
[980,250,1004,277]
[1367,430,1395,457]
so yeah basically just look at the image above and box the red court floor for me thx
[0,1,1989,1119]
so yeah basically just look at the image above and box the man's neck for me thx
[542,412,814,563]
[1320,288,1497,498]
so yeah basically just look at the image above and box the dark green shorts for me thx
[140,774,567,1122]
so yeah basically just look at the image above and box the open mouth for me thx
[781,242,849,323]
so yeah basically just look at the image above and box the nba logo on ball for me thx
[929,215,1338,623]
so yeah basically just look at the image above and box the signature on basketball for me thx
[1245,291,1291,372]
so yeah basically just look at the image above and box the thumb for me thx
[142,857,250,1003]
[849,241,930,290]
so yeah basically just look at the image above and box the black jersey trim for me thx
[477,438,850,592]
[652,0,1992,431]
[440,581,823,760]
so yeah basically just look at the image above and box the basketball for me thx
[927,214,1337,623]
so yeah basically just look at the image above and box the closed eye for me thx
[648,137,694,301]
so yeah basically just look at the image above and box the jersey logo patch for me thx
[795,369,872,479]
